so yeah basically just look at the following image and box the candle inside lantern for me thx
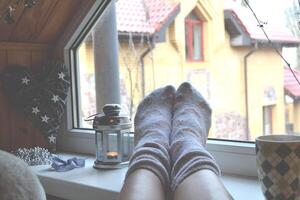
[106,151,118,159]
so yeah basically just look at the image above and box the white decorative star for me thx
[58,72,65,79]
[21,76,30,85]
[51,95,59,103]
[41,115,50,123]
[48,135,56,144]
[32,107,40,115]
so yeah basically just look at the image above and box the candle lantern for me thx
[93,104,133,169]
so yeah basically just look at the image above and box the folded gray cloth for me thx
[51,156,85,172]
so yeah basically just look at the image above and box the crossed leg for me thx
[120,83,232,200]
[120,169,231,200]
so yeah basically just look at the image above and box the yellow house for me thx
[285,67,300,134]
[115,0,300,141]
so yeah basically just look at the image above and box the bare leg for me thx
[120,169,165,200]
[174,170,232,200]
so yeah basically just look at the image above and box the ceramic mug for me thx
[256,135,300,200]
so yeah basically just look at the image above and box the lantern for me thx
[93,104,133,169]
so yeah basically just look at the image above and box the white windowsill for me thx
[30,153,264,200]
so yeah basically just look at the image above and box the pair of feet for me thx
[129,82,219,194]
[134,82,211,148]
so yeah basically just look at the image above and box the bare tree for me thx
[285,0,300,70]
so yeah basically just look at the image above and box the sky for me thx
[250,0,295,25]
[247,0,299,67]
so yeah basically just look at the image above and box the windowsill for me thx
[30,153,264,200]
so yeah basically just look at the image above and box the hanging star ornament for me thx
[32,106,40,115]
[48,135,56,144]
[41,115,50,123]
[51,95,59,103]
[21,76,30,85]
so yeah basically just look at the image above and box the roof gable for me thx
[285,67,300,101]
[224,0,300,47]
[116,0,179,35]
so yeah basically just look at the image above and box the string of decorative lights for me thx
[243,0,300,86]
[0,0,37,24]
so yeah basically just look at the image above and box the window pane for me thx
[192,24,201,60]
[76,35,96,128]
[263,106,273,135]
[71,0,299,143]
[185,22,190,59]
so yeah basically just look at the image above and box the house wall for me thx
[118,0,286,140]
[287,103,294,124]
[294,103,300,133]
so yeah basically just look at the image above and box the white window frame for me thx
[59,0,258,178]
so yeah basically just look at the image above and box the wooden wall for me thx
[0,0,96,152]
[0,42,51,151]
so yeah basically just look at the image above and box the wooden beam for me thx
[0,42,52,50]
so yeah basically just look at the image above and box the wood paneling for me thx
[0,0,83,44]
[36,0,82,44]
[56,0,95,55]
[0,50,11,151]
[0,42,50,151]
[0,1,26,41]
[0,0,96,151]
[10,0,59,42]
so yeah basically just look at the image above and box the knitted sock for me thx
[170,82,221,194]
[125,85,175,193]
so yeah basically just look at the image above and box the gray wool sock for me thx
[125,85,175,193]
[170,82,221,194]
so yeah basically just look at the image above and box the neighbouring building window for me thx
[263,106,273,135]
[185,11,203,61]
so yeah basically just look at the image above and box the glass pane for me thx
[76,37,96,128]
[73,0,299,143]
[185,22,190,59]
[263,106,273,135]
[107,133,118,153]
[192,24,201,60]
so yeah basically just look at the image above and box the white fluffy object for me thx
[0,150,46,200]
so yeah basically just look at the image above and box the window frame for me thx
[185,17,204,62]
[59,0,258,178]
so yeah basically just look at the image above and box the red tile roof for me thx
[224,0,300,45]
[285,67,300,99]
[116,0,179,34]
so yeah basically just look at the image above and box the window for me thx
[263,106,273,135]
[185,11,203,61]
[61,0,300,177]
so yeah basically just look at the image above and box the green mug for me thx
[256,135,300,200]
